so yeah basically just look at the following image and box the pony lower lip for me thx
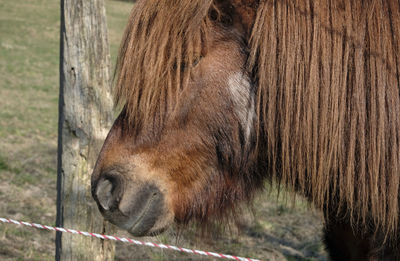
[127,211,146,232]
[126,195,157,235]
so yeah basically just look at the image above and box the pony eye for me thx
[172,56,202,71]
[192,56,203,67]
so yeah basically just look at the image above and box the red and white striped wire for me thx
[0,217,262,261]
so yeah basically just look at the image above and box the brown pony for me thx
[91,0,400,259]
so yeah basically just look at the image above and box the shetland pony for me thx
[91,0,400,259]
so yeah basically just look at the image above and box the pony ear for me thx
[215,0,259,37]
[234,1,259,36]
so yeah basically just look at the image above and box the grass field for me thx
[0,0,327,260]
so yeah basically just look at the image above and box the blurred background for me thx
[0,0,326,260]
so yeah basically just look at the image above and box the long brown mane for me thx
[115,0,400,237]
[115,0,213,131]
[249,0,400,237]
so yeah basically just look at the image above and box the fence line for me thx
[0,217,262,261]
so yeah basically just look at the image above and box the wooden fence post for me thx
[56,0,115,260]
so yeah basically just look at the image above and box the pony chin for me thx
[171,167,262,233]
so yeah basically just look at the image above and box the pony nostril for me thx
[96,178,118,211]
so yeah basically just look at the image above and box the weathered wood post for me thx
[56,0,115,260]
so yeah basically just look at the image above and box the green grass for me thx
[0,155,12,172]
[0,0,59,141]
[105,1,132,66]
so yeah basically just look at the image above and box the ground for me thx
[0,0,327,260]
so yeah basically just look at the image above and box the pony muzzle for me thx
[93,175,171,236]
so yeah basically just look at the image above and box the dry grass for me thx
[0,0,326,260]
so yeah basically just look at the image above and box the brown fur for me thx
[114,0,400,240]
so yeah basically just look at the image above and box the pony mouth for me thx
[125,194,161,236]
[120,187,173,237]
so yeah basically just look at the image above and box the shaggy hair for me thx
[249,0,400,238]
[115,0,400,238]
[115,0,213,131]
